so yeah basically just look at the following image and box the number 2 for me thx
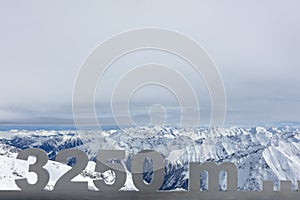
[53,149,89,191]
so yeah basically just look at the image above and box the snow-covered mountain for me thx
[0,126,300,191]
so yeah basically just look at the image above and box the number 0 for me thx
[132,150,165,192]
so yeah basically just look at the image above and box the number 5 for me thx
[93,150,126,191]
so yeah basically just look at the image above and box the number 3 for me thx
[15,148,50,191]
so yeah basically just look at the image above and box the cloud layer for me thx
[0,0,299,126]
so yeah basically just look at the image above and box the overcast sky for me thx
[0,0,300,127]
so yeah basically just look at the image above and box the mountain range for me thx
[0,126,299,191]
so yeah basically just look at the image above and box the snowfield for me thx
[0,126,299,191]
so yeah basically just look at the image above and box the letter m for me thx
[189,162,238,192]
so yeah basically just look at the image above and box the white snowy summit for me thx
[0,126,299,191]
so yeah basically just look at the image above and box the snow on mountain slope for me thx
[0,152,98,190]
[0,151,136,191]
[0,126,300,191]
